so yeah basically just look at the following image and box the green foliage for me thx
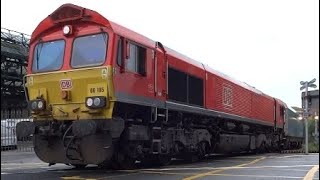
[308,142,319,153]
[308,119,316,141]
[307,119,319,152]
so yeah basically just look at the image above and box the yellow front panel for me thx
[26,66,115,121]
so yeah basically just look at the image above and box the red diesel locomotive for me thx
[17,3,303,169]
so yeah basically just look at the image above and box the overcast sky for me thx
[2,0,319,108]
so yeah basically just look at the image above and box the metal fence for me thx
[1,109,33,152]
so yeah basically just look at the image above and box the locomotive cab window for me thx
[117,38,123,67]
[71,33,108,68]
[32,40,65,72]
[126,43,146,75]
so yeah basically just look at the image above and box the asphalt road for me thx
[1,151,319,180]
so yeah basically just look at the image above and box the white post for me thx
[315,113,319,143]
[304,83,309,155]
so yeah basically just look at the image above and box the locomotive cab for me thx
[17,3,168,168]
[26,9,116,121]
[17,4,123,166]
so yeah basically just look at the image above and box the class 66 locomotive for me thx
[16,3,304,169]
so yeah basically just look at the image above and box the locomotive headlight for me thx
[93,98,101,106]
[86,98,93,107]
[31,101,37,110]
[37,101,44,109]
[85,96,107,109]
[29,99,46,111]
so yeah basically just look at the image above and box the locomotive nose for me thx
[26,67,115,120]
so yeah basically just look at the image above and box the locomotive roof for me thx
[108,14,274,98]
[204,65,266,95]
[110,21,205,69]
[110,21,271,96]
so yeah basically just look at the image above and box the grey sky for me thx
[2,0,319,107]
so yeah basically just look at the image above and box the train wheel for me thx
[184,153,199,163]
[256,142,267,154]
[119,156,136,169]
[157,154,172,166]
[111,160,121,169]
[98,160,111,169]
[141,156,154,167]
[112,152,136,170]
[142,154,172,167]
[198,141,208,160]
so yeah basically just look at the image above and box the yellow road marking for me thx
[61,176,97,180]
[93,172,140,180]
[303,165,319,180]
[138,170,193,175]
[138,164,316,172]
[182,156,265,180]
[119,169,192,176]
[210,173,304,179]
[61,176,86,180]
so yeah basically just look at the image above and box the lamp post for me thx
[300,78,317,155]
[315,114,319,143]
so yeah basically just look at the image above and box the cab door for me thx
[113,37,155,104]
[154,42,167,101]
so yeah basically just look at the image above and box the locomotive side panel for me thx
[210,74,252,118]
[205,72,217,109]
[251,94,274,125]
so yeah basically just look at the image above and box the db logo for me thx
[60,79,72,90]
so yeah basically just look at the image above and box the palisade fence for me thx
[1,109,33,151]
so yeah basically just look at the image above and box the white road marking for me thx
[1,172,11,175]
[210,173,304,179]
[137,164,318,171]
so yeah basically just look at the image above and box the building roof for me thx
[301,89,319,97]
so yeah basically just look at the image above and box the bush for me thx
[306,118,319,152]
[308,142,319,153]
